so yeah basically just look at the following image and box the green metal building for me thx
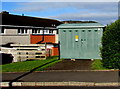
[57,23,104,59]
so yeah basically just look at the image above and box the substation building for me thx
[57,23,104,59]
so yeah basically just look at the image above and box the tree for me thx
[101,19,120,69]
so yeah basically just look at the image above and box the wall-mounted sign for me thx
[75,35,78,42]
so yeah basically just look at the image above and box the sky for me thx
[1,1,119,25]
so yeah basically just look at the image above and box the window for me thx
[25,29,28,33]
[53,30,57,34]
[32,29,36,34]
[38,29,41,33]
[35,29,37,33]
[18,28,28,34]
[21,29,24,34]
[44,30,49,34]
[0,27,4,34]
[18,29,21,34]
[18,28,24,34]
[40,30,43,34]
[56,30,58,34]
[32,29,38,34]
[49,30,53,34]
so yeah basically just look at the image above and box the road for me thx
[2,86,119,89]
[2,71,119,83]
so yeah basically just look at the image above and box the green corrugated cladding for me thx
[57,23,104,59]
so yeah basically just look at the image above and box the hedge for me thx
[101,19,120,69]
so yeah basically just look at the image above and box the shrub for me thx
[101,19,120,69]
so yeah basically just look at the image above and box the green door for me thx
[59,29,80,59]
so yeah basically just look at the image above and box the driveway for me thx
[46,59,93,70]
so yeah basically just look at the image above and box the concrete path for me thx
[1,86,119,89]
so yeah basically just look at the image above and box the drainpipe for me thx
[37,27,45,44]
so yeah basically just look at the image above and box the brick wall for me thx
[31,35,56,44]
[52,47,59,56]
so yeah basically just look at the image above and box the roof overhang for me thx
[57,26,105,29]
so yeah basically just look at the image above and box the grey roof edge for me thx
[57,26,105,29]
[57,23,105,29]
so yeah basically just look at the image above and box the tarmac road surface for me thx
[2,71,119,83]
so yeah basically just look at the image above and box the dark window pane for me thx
[38,29,40,33]
[25,29,27,33]
[18,29,20,33]
[49,30,53,33]
[35,29,37,33]
[21,29,24,33]
[32,29,36,33]
[1,27,4,33]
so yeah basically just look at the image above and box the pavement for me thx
[1,70,120,87]
[2,86,120,89]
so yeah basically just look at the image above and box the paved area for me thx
[46,59,93,70]
[2,71,119,83]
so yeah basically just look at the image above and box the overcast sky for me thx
[1,1,119,25]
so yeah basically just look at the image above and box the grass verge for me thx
[0,56,62,72]
[91,59,108,70]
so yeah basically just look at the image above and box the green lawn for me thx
[1,57,109,72]
[1,56,62,72]
[91,59,108,70]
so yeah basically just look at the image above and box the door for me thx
[59,29,80,59]
[78,29,87,59]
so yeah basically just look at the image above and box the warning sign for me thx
[75,35,78,41]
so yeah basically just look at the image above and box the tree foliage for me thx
[101,19,120,69]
